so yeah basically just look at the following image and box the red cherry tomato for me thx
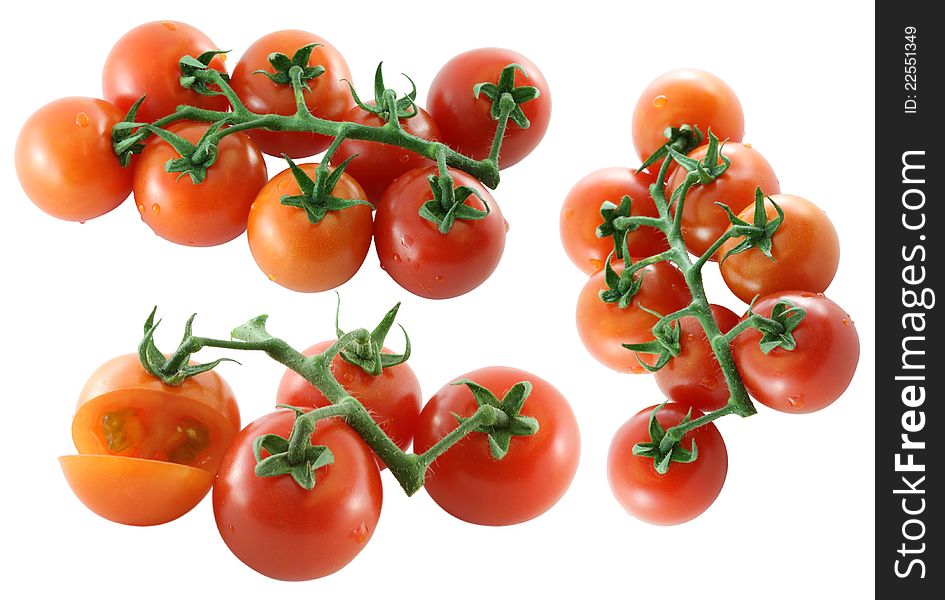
[719,194,839,303]
[16,97,132,222]
[133,123,268,246]
[653,305,740,412]
[230,30,352,158]
[213,411,382,581]
[667,142,780,258]
[608,403,727,525]
[576,262,692,373]
[428,48,551,169]
[277,340,422,459]
[732,291,859,414]
[333,104,442,205]
[413,367,580,526]
[632,69,744,171]
[374,167,506,299]
[247,163,372,292]
[103,21,229,123]
[560,167,668,274]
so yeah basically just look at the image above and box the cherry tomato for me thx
[608,403,727,525]
[667,142,780,258]
[732,291,859,414]
[374,167,506,299]
[653,305,740,412]
[16,97,133,222]
[277,340,422,458]
[230,30,352,158]
[247,163,372,292]
[632,69,744,171]
[61,354,240,526]
[718,194,839,303]
[213,411,382,581]
[428,48,551,169]
[333,104,442,204]
[133,123,268,246]
[560,167,668,274]
[413,367,580,526]
[576,262,691,373]
[103,21,229,124]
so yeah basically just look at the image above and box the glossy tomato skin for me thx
[374,167,506,299]
[413,367,580,526]
[654,305,740,412]
[667,142,780,258]
[230,30,352,158]
[16,97,132,221]
[213,411,382,581]
[719,194,839,303]
[133,123,268,246]
[333,105,442,204]
[560,168,669,274]
[428,48,551,169]
[632,69,744,170]
[103,21,228,123]
[732,291,859,413]
[608,404,727,525]
[576,262,692,373]
[277,340,422,456]
[247,163,372,292]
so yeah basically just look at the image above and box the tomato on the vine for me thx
[667,142,780,258]
[732,291,859,414]
[654,305,740,412]
[230,30,352,158]
[608,403,727,525]
[277,340,422,457]
[374,167,506,299]
[413,367,580,526]
[213,411,382,581]
[60,354,240,526]
[133,123,268,246]
[560,167,669,274]
[718,194,839,303]
[333,104,442,205]
[576,262,691,374]
[103,21,229,124]
[247,163,372,292]
[632,69,744,170]
[16,97,133,222]
[428,48,551,169]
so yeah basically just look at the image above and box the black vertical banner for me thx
[876,2,941,596]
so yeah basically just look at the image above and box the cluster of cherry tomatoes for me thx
[59,311,580,581]
[559,68,860,525]
[15,21,551,299]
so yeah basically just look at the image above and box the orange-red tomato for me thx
[718,194,839,303]
[103,21,229,123]
[230,30,352,158]
[667,142,780,258]
[560,167,668,274]
[247,163,372,292]
[576,262,692,373]
[133,123,268,246]
[16,97,132,222]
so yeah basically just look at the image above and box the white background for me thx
[0,1,875,597]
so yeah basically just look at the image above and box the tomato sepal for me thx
[111,96,149,166]
[278,156,372,224]
[717,189,785,262]
[138,308,239,385]
[622,316,681,372]
[638,124,705,172]
[178,50,231,96]
[631,403,700,474]
[747,298,807,354]
[666,131,732,203]
[335,300,411,375]
[596,196,639,260]
[252,43,325,90]
[472,63,539,129]
[449,379,539,460]
[252,428,335,491]
[419,172,491,234]
[599,257,646,308]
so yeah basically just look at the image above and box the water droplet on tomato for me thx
[75,112,90,127]
[743,142,753,149]
[652,95,668,108]
[137,203,145,214]
[351,521,370,543]
[434,275,443,282]
[504,219,510,233]
[162,21,178,31]
[400,235,413,248]
[842,318,849,326]
[399,153,410,163]
[228,524,235,533]
[588,258,604,272]
[78,220,86,225]
[151,204,161,215]
[268,274,276,282]
[787,395,804,408]
[816,292,825,297]
[392,253,402,263]
[700,376,719,392]
[687,333,695,341]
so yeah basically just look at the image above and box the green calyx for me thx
[253,410,335,491]
[419,171,490,234]
[138,308,237,386]
[622,310,681,372]
[667,131,730,201]
[253,44,325,90]
[179,51,230,95]
[147,122,226,183]
[347,63,419,122]
[111,97,147,167]
[451,380,539,460]
[279,155,373,224]
[597,196,637,260]
[751,299,806,354]
[717,189,784,262]
[631,403,699,475]
[473,63,539,129]
[335,299,410,376]
[600,256,647,308]
[639,124,705,172]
